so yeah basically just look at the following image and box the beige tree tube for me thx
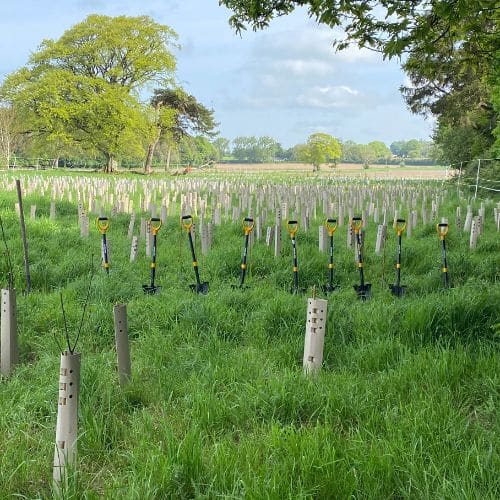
[53,351,81,485]
[1,288,18,377]
[303,298,328,375]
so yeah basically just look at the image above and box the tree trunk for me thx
[5,141,10,169]
[165,146,172,172]
[144,127,161,174]
[52,156,59,169]
[104,154,117,173]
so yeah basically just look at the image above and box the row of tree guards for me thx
[95,213,454,298]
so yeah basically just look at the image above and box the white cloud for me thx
[339,85,359,95]
[331,44,380,63]
[275,58,332,76]
[296,85,362,109]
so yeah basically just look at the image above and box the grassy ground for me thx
[213,162,450,179]
[0,172,498,498]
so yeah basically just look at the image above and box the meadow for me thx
[0,170,498,499]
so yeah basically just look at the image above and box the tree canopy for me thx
[220,1,497,61]
[144,87,217,172]
[295,133,342,171]
[232,136,282,162]
[151,88,217,142]
[1,15,179,172]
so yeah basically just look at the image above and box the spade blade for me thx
[190,282,209,294]
[389,284,406,297]
[321,283,337,294]
[353,283,372,301]
[142,284,161,295]
[231,284,250,290]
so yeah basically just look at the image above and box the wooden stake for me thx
[113,304,131,386]
[15,180,31,293]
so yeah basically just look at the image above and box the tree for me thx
[401,18,497,169]
[341,140,361,163]
[0,15,178,172]
[367,141,391,163]
[295,133,342,171]
[359,144,376,169]
[231,136,280,162]
[179,135,218,166]
[390,141,405,158]
[0,105,24,168]
[232,136,256,161]
[144,87,216,173]
[255,136,281,162]
[212,137,231,160]
[276,145,295,161]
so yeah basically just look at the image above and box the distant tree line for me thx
[210,135,436,169]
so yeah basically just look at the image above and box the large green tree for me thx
[401,13,497,170]
[212,137,231,160]
[0,15,178,172]
[367,141,391,162]
[296,133,342,171]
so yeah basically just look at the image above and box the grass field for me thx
[0,171,498,498]
[214,162,450,180]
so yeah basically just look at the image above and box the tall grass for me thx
[0,173,498,498]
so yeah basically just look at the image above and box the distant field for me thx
[215,162,451,179]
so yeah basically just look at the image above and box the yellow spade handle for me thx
[326,219,338,236]
[286,220,299,238]
[150,218,162,235]
[96,217,109,234]
[350,217,363,234]
[436,223,449,239]
[395,219,406,236]
[181,215,193,232]
[243,218,255,235]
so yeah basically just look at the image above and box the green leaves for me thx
[0,14,179,171]
[31,15,178,90]
[232,136,282,162]
[151,87,217,141]
[296,133,342,169]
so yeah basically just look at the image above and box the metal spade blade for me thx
[353,283,371,301]
[190,282,209,294]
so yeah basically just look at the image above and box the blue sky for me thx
[0,0,434,148]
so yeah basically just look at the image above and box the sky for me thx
[0,0,434,148]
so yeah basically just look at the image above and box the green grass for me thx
[0,172,498,498]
